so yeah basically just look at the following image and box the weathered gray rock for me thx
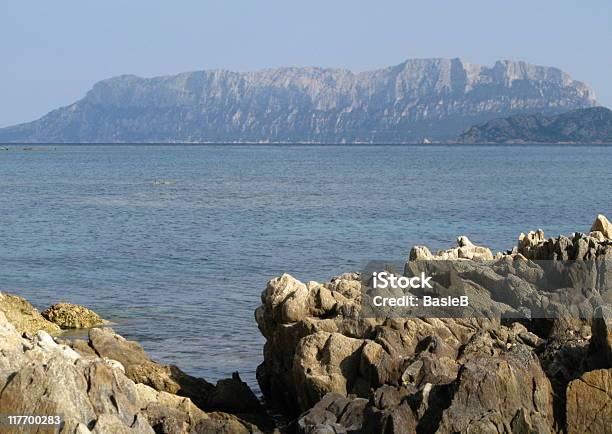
[257,217,612,432]
[409,245,434,261]
[437,349,554,433]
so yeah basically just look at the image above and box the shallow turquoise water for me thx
[1,144,610,389]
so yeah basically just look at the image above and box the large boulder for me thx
[42,302,106,329]
[591,214,612,239]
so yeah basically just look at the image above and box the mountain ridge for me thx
[0,58,597,143]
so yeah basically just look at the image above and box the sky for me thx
[1,0,611,127]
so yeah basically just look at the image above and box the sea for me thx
[1,144,610,391]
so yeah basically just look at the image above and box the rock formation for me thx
[0,311,274,433]
[0,59,596,143]
[256,215,612,433]
[42,302,106,329]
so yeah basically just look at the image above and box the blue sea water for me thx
[1,144,610,390]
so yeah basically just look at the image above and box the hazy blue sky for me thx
[2,0,611,127]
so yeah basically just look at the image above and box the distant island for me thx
[458,106,612,144]
[0,58,598,144]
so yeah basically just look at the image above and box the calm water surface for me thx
[1,144,610,390]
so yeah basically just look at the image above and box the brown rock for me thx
[90,413,154,433]
[262,273,310,323]
[193,412,254,434]
[135,383,211,433]
[518,229,546,252]
[566,369,612,434]
[70,338,99,357]
[362,385,419,434]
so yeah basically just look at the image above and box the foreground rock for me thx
[0,312,274,433]
[257,215,612,433]
[42,302,106,329]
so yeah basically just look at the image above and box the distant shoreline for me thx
[2,142,612,147]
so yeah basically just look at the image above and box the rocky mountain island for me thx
[0,58,597,143]
[458,106,612,143]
